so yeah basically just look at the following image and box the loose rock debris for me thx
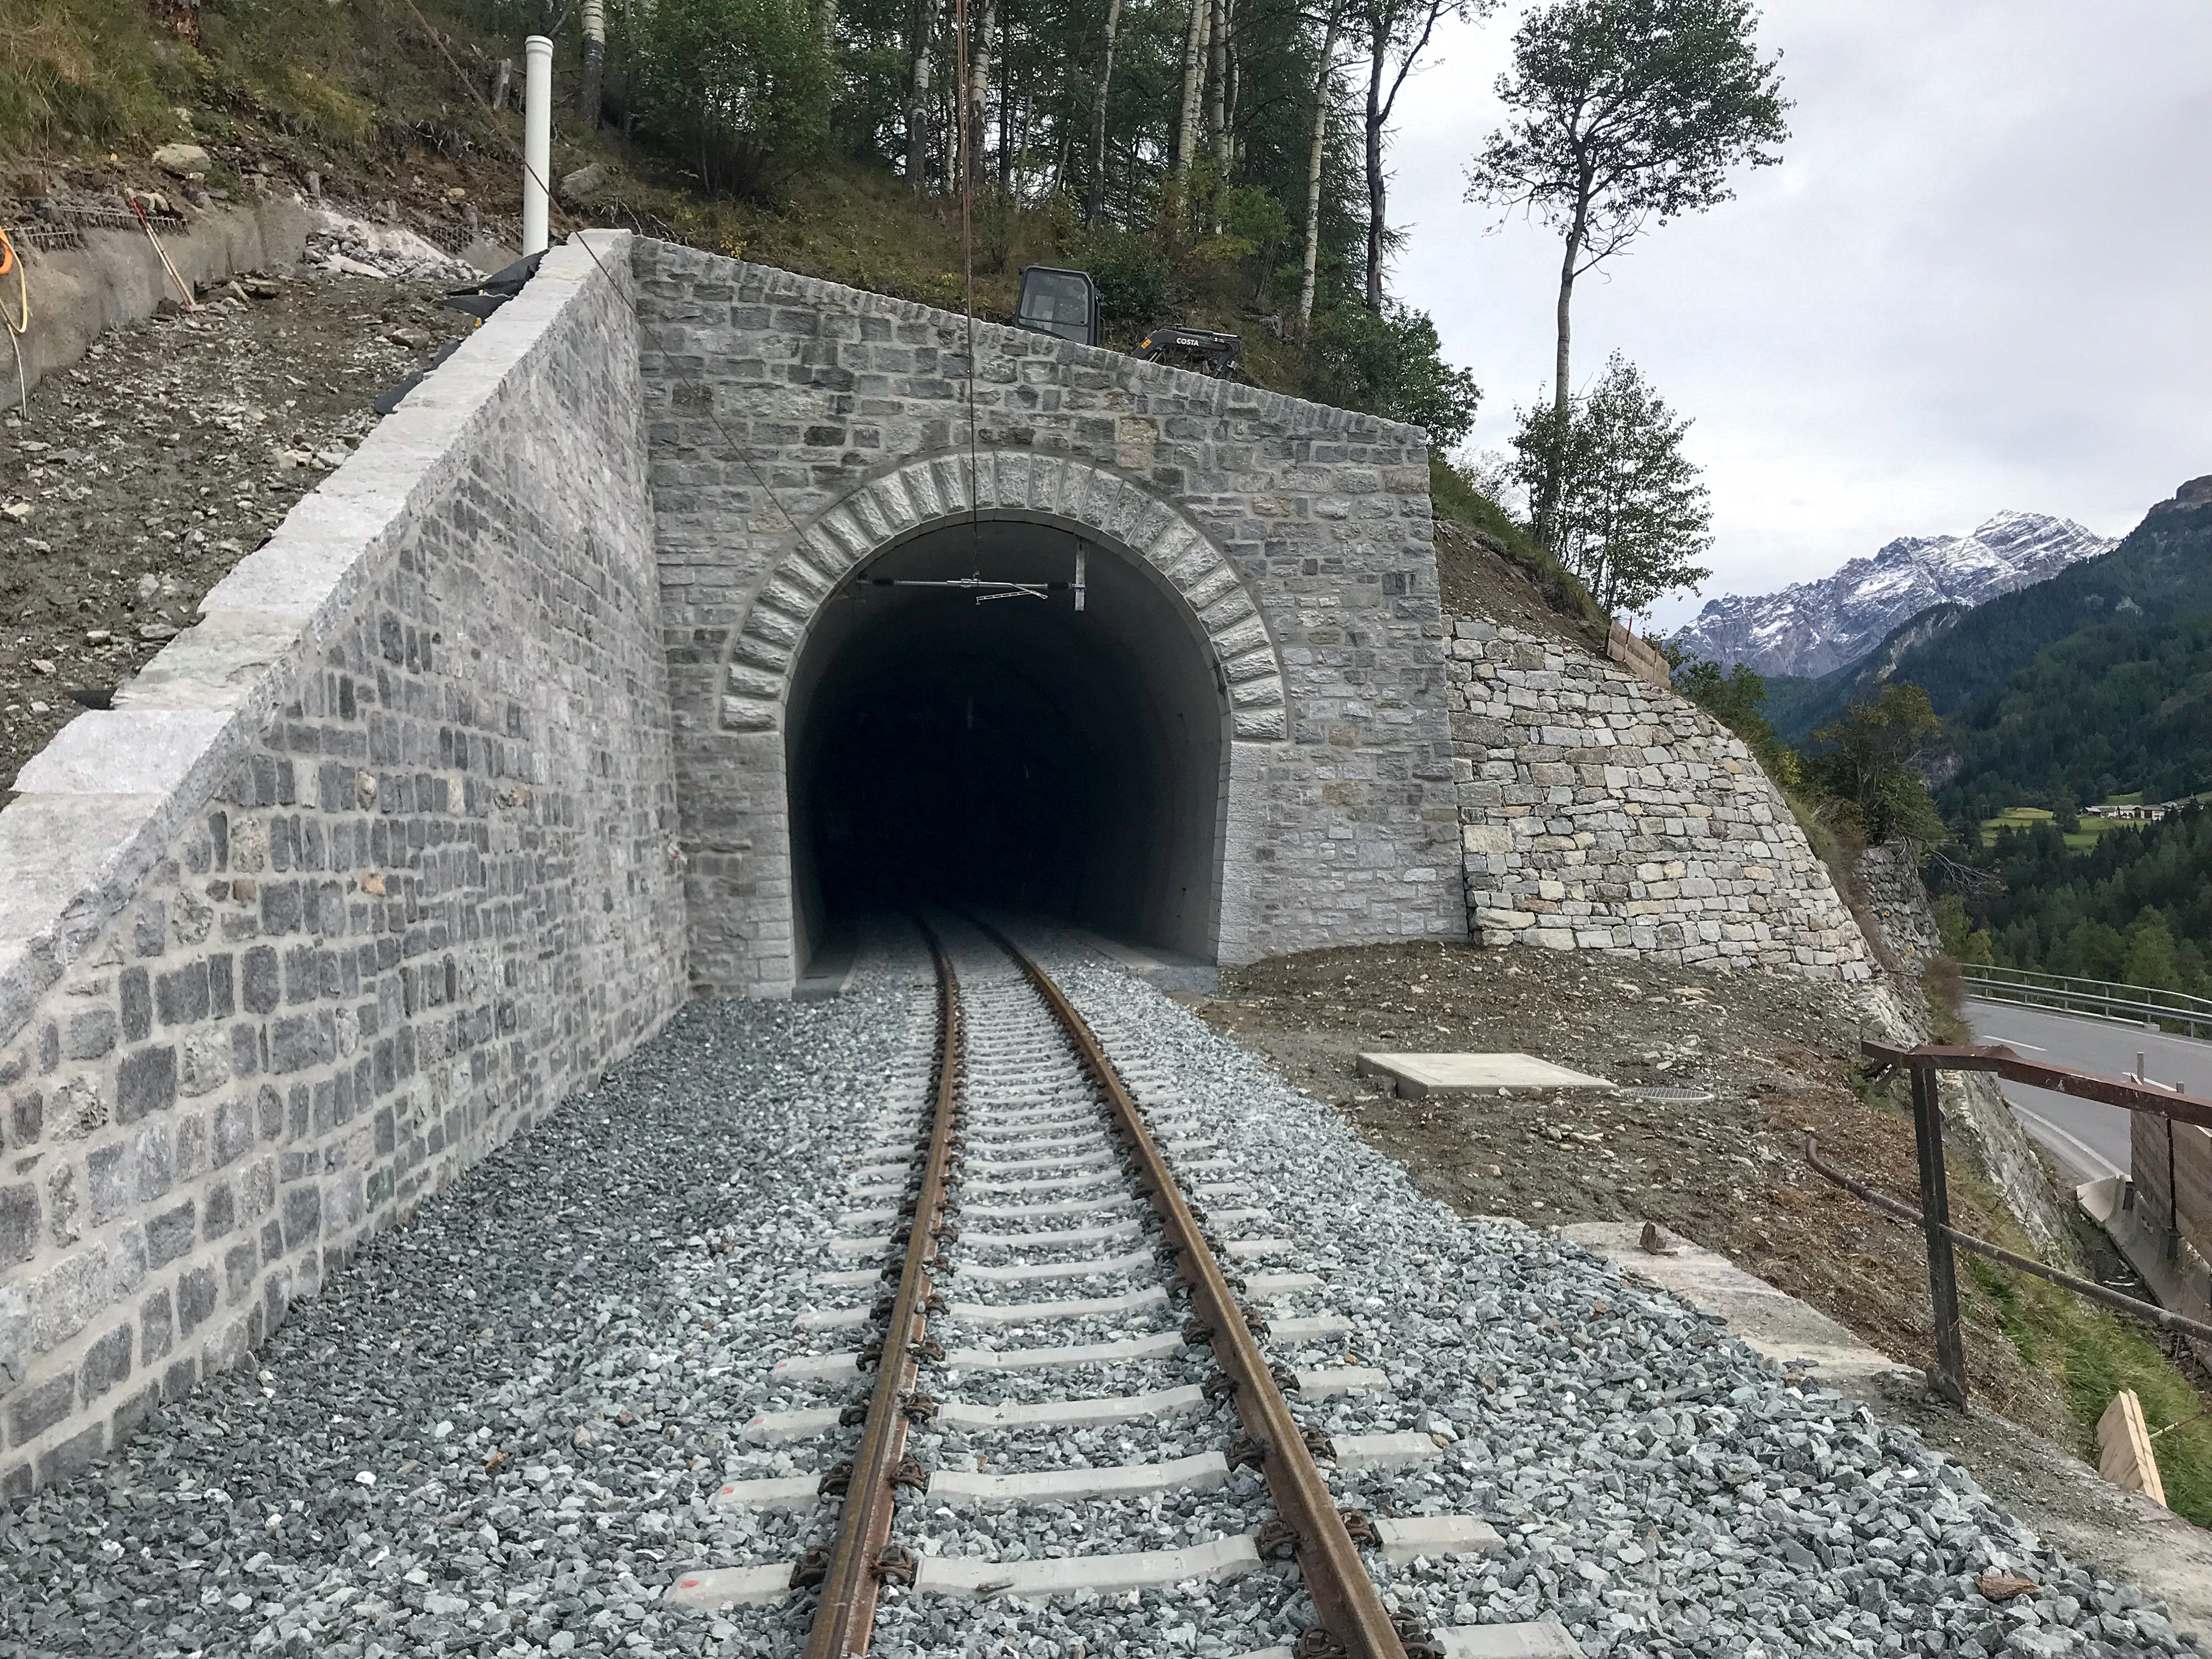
[0,930,2194,1658]
[0,252,471,786]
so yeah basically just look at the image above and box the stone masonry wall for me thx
[1448,613,1874,981]
[0,234,686,1498]
[635,246,1465,994]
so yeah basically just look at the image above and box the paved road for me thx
[1964,996,2212,1185]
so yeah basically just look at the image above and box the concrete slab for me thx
[1225,1238,1294,1260]
[962,1218,1142,1249]
[959,1249,1153,1284]
[663,1564,794,1610]
[813,1268,880,1289]
[1374,1515,1505,1563]
[740,1406,843,1444]
[709,1475,820,1512]
[1332,1431,1442,1472]
[961,1150,1118,1181]
[1559,1222,1914,1384]
[1234,1621,1580,1659]
[913,1534,1258,1598]
[1358,1052,1615,1098]
[1244,1273,1324,1300]
[928,1449,1228,1505]
[1267,1315,1353,1344]
[945,1331,1186,1371]
[963,1169,1123,1197]
[771,1352,860,1384]
[948,1287,1167,1326]
[1439,1621,1585,1657]
[936,1385,1207,1432]
[794,1305,870,1332]
[1294,1366,1389,1398]
[963,1194,1136,1222]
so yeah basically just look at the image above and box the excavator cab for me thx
[1014,266,1103,347]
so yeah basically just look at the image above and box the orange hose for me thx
[0,226,25,336]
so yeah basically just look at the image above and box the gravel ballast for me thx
[1,920,2198,1659]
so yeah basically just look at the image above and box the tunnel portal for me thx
[644,247,1466,997]
[787,520,1227,972]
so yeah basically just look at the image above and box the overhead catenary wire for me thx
[392,0,800,536]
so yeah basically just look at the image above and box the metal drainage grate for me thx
[1625,1086,1714,1104]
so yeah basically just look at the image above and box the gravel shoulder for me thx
[1186,940,2100,1459]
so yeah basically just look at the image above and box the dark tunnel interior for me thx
[785,519,1227,975]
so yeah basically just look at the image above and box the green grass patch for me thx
[1964,1251,2212,1525]
[1428,455,1606,631]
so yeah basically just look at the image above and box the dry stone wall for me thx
[0,234,685,1498]
[1447,613,1874,981]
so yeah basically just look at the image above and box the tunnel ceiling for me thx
[785,519,1229,972]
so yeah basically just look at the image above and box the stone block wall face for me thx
[1447,614,1874,981]
[634,244,1465,994]
[0,237,686,1498]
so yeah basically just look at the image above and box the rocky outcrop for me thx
[1852,848,2072,1254]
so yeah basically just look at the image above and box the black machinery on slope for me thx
[1013,265,1241,380]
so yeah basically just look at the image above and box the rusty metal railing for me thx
[1805,1040,2212,1405]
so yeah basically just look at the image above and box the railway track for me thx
[666,917,1566,1658]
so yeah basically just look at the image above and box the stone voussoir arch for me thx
[717,449,1288,741]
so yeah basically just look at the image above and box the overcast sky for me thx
[1389,1,2212,630]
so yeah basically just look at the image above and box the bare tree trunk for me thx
[998,9,1014,194]
[1536,199,1587,552]
[1083,0,1124,224]
[1206,0,1228,164]
[580,0,606,126]
[492,57,514,111]
[1297,6,1342,333]
[967,0,998,198]
[906,0,935,189]
[1362,12,1386,314]
[1171,0,1209,195]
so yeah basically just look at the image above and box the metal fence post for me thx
[1910,1060,1969,1405]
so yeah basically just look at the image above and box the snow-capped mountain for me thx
[1672,512,2117,679]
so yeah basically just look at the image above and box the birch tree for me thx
[1082,0,1124,221]
[1297,1,1345,331]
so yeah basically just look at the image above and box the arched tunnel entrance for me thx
[785,517,1228,975]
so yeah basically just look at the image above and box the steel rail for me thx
[980,921,1412,1659]
[801,922,966,1658]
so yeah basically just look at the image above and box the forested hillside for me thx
[3,0,1486,441]
[1931,806,2212,994]
[1937,612,2212,825]
[1767,476,2212,745]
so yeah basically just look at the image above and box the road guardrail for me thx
[1961,963,2212,1041]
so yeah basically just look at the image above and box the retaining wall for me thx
[0,232,686,1498]
[1447,613,1874,981]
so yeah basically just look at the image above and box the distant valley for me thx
[1672,511,2115,679]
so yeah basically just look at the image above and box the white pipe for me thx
[523,34,552,255]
